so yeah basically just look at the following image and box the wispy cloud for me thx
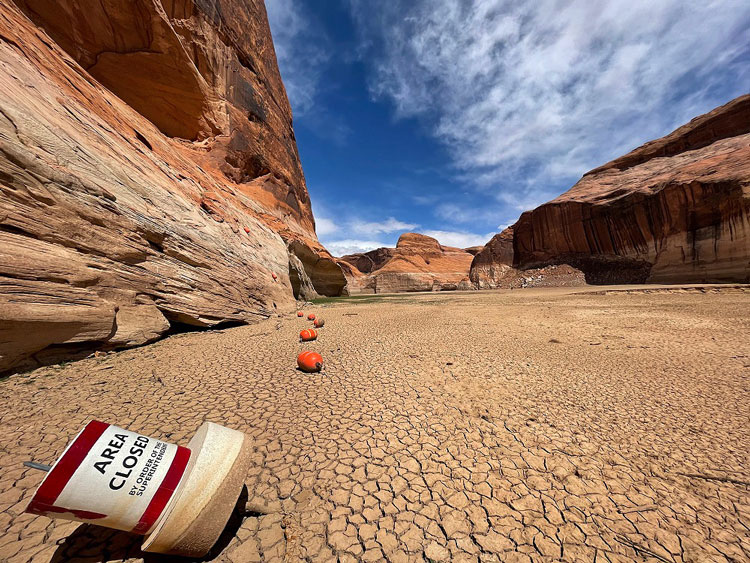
[349,217,418,236]
[266,0,351,143]
[314,206,417,239]
[422,230,495,248]
[325,239,390,256]
[435,203,505,224]
[265,0,326,115]
[349,0,750,198]
[315,207,493,255]
[315,216,338,237]
[315,212,418,256]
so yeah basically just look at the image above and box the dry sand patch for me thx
[1,286,748,562]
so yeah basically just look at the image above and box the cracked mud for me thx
[1,286,748,562]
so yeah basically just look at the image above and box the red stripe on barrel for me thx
[26,420,110,516]
[131,445,191,535]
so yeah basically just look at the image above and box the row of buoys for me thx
[21,309,330,558]
[296,310,324,372]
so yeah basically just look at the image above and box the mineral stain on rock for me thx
[471,95,750,288]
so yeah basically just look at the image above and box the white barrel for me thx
[26,420,191,535]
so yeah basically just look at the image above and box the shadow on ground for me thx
[50,486,250,562]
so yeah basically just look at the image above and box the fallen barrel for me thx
[297,351,323,372]
[313,318,325,328]
[24,420,252,557]
[300,329,318,342]
[307,313,316,321]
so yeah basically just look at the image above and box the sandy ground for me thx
[1,285,749,563]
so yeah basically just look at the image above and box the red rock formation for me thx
[470,228,517,287]
[340,247,395,274]
[0,0,344,372]
[463,246,484,256]
[340,233,475,293]
[471,95,750,287]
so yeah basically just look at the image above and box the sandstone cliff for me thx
[471,95,750,287]
[0,0,345,373]
[340,233,475,293]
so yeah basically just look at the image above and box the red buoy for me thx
[243,226,250,234]
[297,351,323,372]
[297,311,304,317]
[272,272,278,281]
[307,313,316,321]
[313,318,325,328]
[300,328,318,342]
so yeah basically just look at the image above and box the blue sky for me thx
[266,0,750,256]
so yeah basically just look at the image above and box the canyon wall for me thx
[0,0,345,373]
[471,95,750,287]
[340,233,476,294]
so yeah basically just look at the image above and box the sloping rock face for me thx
[0,0,345,372]
[340,247,395,274]
[471,95,750,287]
[470,228,517,287]
[340,233,475,293]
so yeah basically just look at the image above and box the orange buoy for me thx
[313,318,325,328]
[297,351,323,372]
[307,313,316,321]
[243,226,250,234]
[300,328,318,342]
[297,311,304,317]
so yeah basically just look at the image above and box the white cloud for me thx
[412,194,438,205]
[494,190,557,214]
[349,217,418,236]
[349,0,750,197]
[435,203,507,224]
[314,211,416,255]
[266,0,328,115]
[315,216,338,237]
[422,230,495,248]
[266,0,352,143]
[324,239,389,256]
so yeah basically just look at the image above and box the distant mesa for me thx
[339,233,477,294]
[471,94,750,288]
